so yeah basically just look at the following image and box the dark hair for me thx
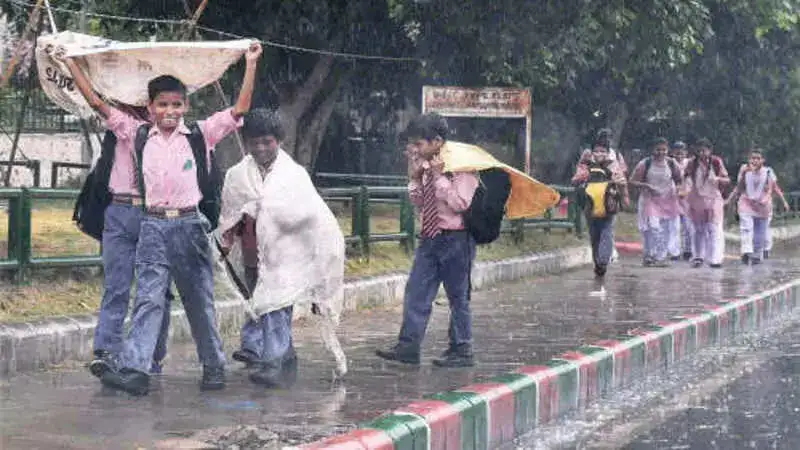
[749,148,764,157]
[651,137,669,150]
[687,138,719,182]
[147,75,187,102]
[695,137,713,149]
[594,128,612,149]
[405,113,450,141]
[671,140,687,150]
[242,108,285,141]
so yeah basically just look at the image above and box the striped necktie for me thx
[420,172,441,238]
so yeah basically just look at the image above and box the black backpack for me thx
[72,130,117,241]
[463,168,512,245]
[134,124,223,228]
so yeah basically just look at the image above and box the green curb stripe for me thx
[577,346,614,398]
[642,326,674,370]
[660,320,694,362]
[490,372,538,435]
[545,359,580,414]
[425,391,489,450]
[362,412,430,450]
[613,335,648,379]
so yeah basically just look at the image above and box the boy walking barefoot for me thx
[64,42,262,395]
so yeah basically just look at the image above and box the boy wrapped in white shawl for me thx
[214,111,347,379]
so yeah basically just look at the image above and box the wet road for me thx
[2,246,800,449]
[624,325,800,450]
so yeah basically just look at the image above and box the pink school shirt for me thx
[686,161,727,225]
[631,158,681,219]
[104,109,142,196]
[737,166,778,218]
[408,169,479,231]
[105,107,242,209]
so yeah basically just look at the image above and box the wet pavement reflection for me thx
[626,324,800,450]
[2,247,800,448]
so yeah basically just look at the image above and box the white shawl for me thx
[214,150,347,376]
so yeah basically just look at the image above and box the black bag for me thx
[464,168,512,244]
[72,131,117,241]
[134,124,223,228]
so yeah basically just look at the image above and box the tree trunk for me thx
[277,56,347,169]
[605,103,629,150]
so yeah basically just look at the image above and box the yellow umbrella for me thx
[440,141,560,219]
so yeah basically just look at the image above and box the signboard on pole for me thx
[422,86,533,173]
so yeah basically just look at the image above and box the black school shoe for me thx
[594,264,607,278]
[201,366,226,391]
[375,343,421,365]
[710,263,723,269]
[232,349,260,368]
[741,254,751,265]
[432,344,475,368]
[88,350,115,379]
[101,368,150,396]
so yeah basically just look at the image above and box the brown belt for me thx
[111,195,144,206]
[145,206,197,219]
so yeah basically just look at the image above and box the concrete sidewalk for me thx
[2,242,800,449]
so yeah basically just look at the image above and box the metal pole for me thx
[43,0,58,33]
[4,87,32,187]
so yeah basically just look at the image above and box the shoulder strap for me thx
[134,124,152,208]
[187,123,209,194]
[643,157,652,178]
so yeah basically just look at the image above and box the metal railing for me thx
[51,162,91,188]
[0,184,582,282]
[0,160,41,187]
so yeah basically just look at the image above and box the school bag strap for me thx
[133,123,221,228]
[643,156,682,185]
[72,130,118,241]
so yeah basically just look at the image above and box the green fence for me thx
[0,185,582,282]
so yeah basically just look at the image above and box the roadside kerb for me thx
[299,280,800,450]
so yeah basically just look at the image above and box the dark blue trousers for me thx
[398,231,476,350]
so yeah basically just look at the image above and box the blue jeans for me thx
[119,213,225,373]
[589,217,615,267]
[398,231,476,350]
[240,306,294,365]
[94,204,171,364]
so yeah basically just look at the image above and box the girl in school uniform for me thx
[726,149,790,264]
[629,137,683,267]
[684,138,730,268]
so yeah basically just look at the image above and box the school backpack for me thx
[580,164,623,219]
[643,156,682,185]
[134,124,223,228]
[72,130,117,241]
[463,168,512,245]
[685,155,727,195]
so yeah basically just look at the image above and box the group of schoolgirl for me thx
[573,131,789,277]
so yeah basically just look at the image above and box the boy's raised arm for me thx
[60,53,112,119]
[232,42,263,119]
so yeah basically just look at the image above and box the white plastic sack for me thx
[36,31,253,118]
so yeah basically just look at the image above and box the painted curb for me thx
[0,246,592,376]
[300,281,800,450]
